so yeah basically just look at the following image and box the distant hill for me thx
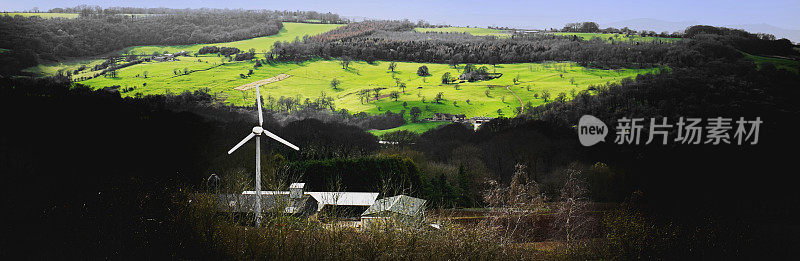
[603,18,699,34]
[603,18,800,43]
[726,23,800,43]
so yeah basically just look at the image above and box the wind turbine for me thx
[227,84,299,227]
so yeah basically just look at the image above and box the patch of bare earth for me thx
[234,73,291,91]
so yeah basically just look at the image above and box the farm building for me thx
[361,195,426,227]
[468,116,495,131]
[430,113,466,122]
[242,183,379,219]
[153,53,184,62]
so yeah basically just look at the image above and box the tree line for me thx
[267,21,796,69]
[46,5,347,24]
[560,21,683,38]
[0,12,282,62]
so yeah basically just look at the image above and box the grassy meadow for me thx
[2,12,80,19]
[368,121,451,135]
[743,52,800,73]
[80,59,660,132]
[23,58,108,79]
[552,32,681,43]
[414,27,511,38]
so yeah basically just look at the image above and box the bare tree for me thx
[483,164,545,244]
[554,164,589,243]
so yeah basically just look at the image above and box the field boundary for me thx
[234,73,291,91]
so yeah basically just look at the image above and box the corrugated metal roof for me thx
[362,195,426,217]
[307,192,379,206]
[242,191,379,210]
[242,191,288,195]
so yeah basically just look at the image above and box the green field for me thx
[2,12,80,19]
[123,22,344,55]
[552,32,681,43]
[79,58,660,132]
[743,52,800,74]
[23,58,107,79]
[26,22,345,80]
[369,121,450,135]
[414,27,511,38]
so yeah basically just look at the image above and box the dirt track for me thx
[506,86,524,113]
[234,73,291,91]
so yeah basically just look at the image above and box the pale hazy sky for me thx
[2,0,799,30]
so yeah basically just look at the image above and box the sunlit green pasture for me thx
[743,52,799,74]
[23,58,107,79]
[79,59,660,134]
[80,57,301,100]
[414,27,511,38]
[552,32,681,43]
[2,12,80,19]
[369,121,451,135]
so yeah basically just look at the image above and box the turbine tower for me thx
[227,84,299,227]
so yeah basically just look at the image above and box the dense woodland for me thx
[47,5,346,24]
[268,21,797,69]
[560,21,683,38]
[0,12,281,65]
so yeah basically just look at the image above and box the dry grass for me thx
[182,193,555,260]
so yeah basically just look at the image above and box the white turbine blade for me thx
[263,129,300,151]
[227,133,256,154]
[255,84,263,126]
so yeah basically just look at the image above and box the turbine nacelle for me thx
[252,126,264,135]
